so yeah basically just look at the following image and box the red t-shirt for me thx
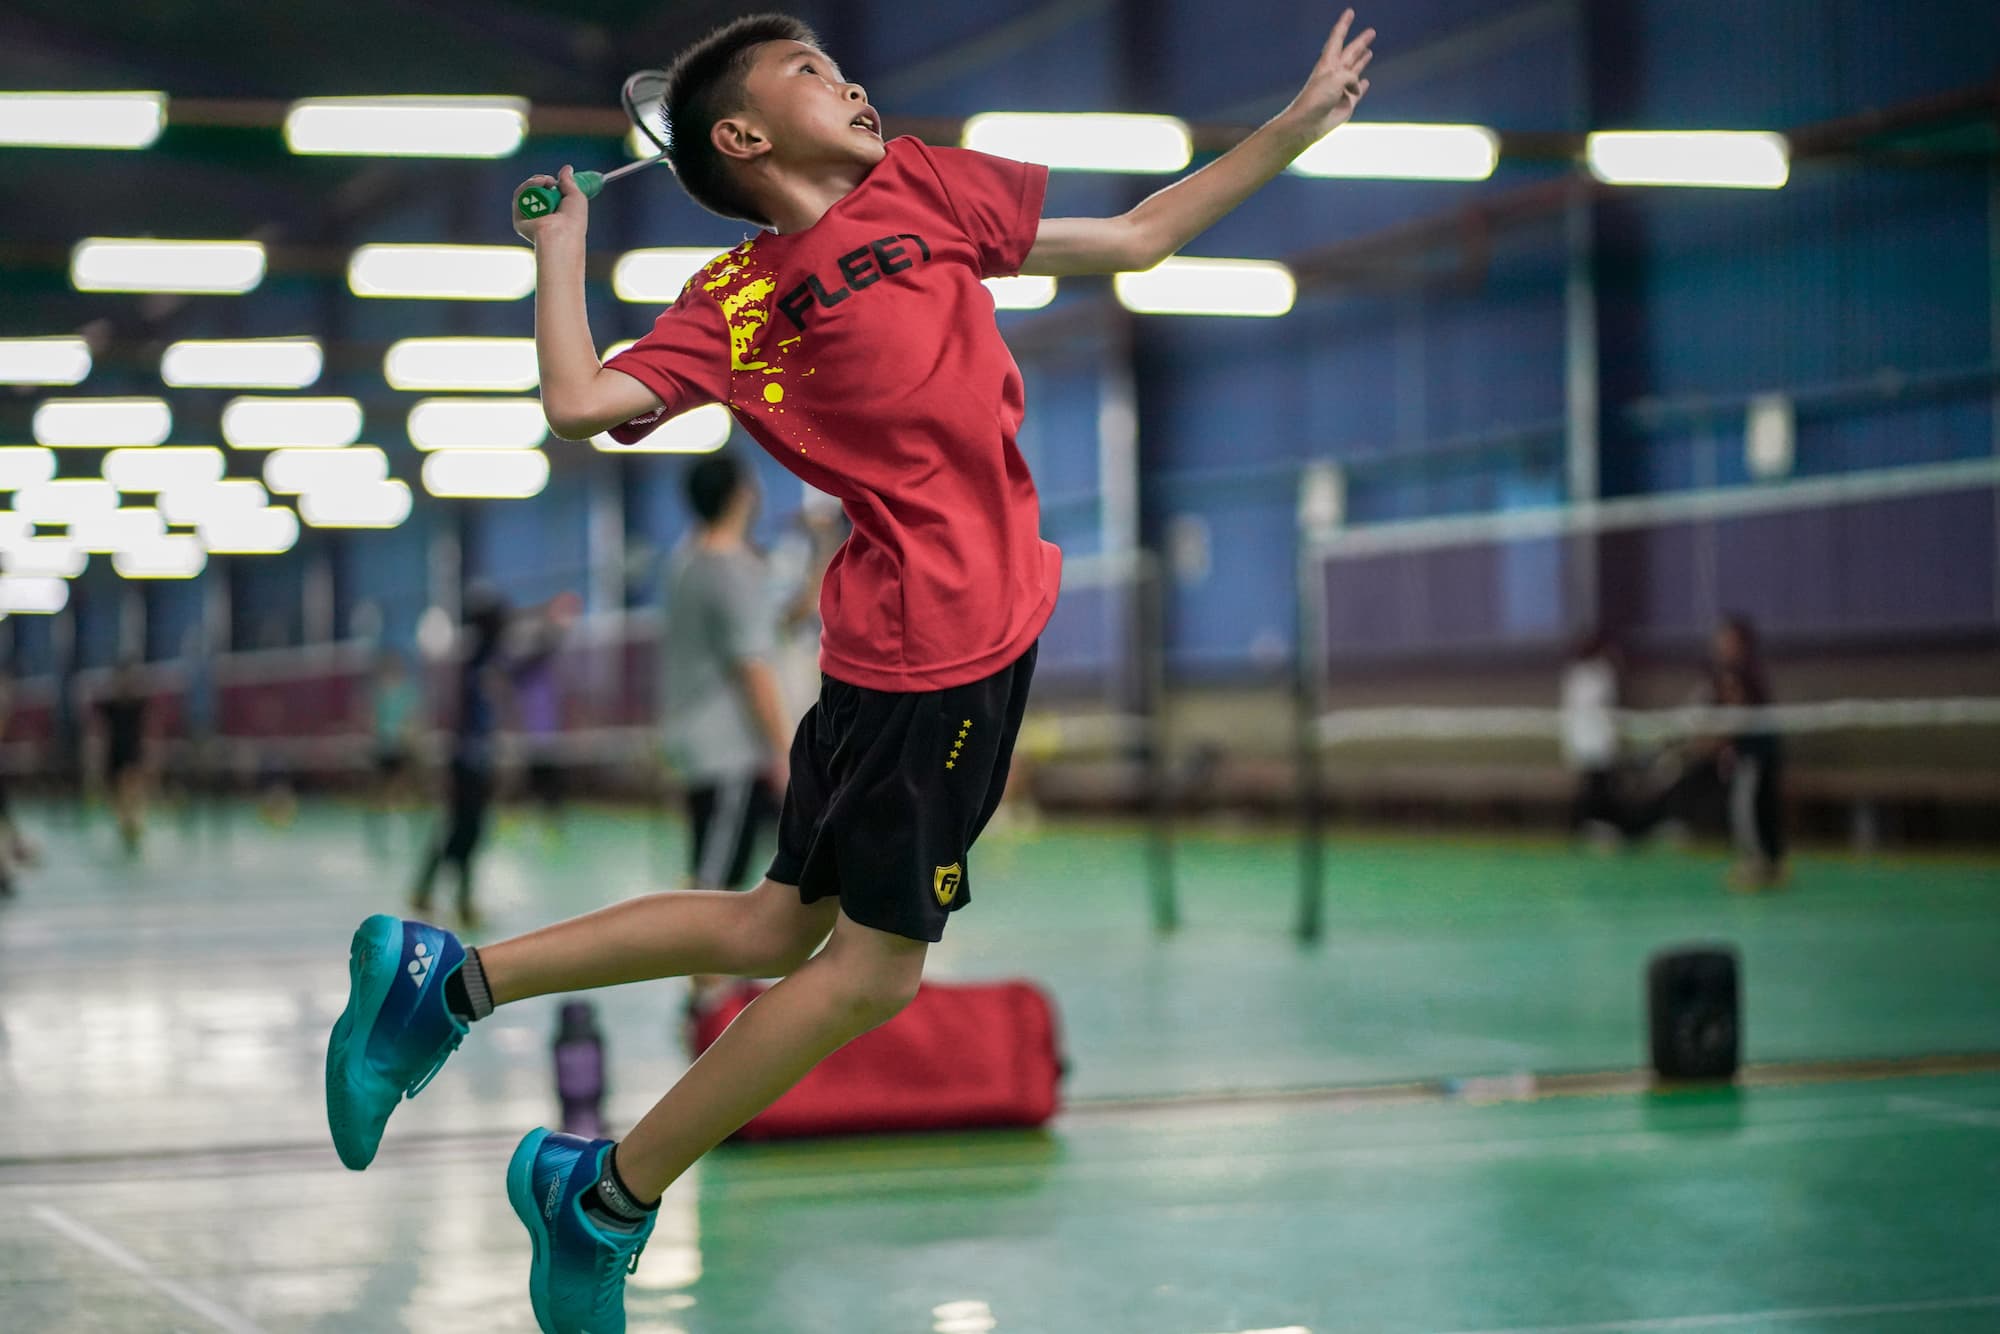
[606,136,1060,692]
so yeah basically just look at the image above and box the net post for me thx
[1294,534,1326,944]
[1138,550,1177,933]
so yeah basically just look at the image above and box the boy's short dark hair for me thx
[685,453,745,524]
[662,13,821,226]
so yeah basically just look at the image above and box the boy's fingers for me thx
[1346,27,1375,58]
[1323,8,1353,61]
[1352,48,1375,76]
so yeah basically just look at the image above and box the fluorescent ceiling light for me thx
[15,479,119,522]
[160,479,270,525]
[0,575,71,613]
[34,396,172,447]
[73,508,166,555]
[0,92,165,149]
[221,396,363,449]
[1586,131,1790,188]
[422,449,550,499]
[0,448,58,490]
[161,337,323,389]
[198,507,299,555]
[113,534,206,579]
[407,398,548,451]
[1290,123,1499,181]
[284,96,528,158]
[984,275,1057,310]
[613,248,730,303]
[592,402,731,454]
[348,244,535,300]
[962,113,1191,173]
[1114,257,1296,317]
[298,479,413,529]
[384,337,538,392]
[1,538,88,580]
[263,446,389,495]
[103,445,227,492]
[71,238,265,294]
[0,337,92,386]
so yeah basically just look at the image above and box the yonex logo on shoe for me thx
[407,941,434,989]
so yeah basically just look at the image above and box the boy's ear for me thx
[711,116,771,164]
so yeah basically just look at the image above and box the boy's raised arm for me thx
[514,166,664,441]
[1022,9,1374,277]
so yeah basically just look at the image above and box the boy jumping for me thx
[325,12,1373,1331]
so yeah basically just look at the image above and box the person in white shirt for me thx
[1561,631,1629,841]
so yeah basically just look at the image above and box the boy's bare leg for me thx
[478,878,839,1004]
[613,908,926,1199]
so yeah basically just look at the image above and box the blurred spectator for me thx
[411,586,509,929]
[92,659,152,856]
[1560,629,1631,846]
[364,648,424,853]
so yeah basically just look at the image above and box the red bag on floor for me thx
[690,980,1064,1140]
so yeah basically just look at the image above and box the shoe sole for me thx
[506,1127,558,1334]
[325,913,404,1170]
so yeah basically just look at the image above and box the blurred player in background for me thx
[664,455,792,901]
[410,587,510,929]
[92,659,153,856]
[1629,613,1788,889]
[364,648,425,854]
[1711,614,1787,890]
[0,670,38,896]
[766,493,846,726]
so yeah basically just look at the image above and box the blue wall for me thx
[6,0,1995,677]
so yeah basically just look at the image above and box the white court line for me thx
[1890,1095,2000,1129]
[30,1204,270,1334]
[1435,1293,2000,1334]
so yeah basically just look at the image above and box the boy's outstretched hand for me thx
[1279,9,1375,143]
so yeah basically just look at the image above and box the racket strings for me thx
[622,70,673,155]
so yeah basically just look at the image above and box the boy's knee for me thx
[743,881,830,974]
[821,948,923,1030]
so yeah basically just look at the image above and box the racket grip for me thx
[516,172,606,219]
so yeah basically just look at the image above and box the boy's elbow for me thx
[541,396,599,442]
[545,413,593,442]
[1119,216,1171,272]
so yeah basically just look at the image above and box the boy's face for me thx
[731,40,883,172]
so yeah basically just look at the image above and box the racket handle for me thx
[516,171,606,219]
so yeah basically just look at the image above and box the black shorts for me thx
[686,776,779,890]
[770,644,1036,943]
[375,745,412,776]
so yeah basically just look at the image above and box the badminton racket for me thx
[516,70,671,219]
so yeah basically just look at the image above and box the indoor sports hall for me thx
[2,3,1998,1333]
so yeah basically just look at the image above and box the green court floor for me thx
[1,801,1995,1331]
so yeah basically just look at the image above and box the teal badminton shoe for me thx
[325,914,468,1170]
[507,1129,655,1334]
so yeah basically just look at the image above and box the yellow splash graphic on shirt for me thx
[694,241,821,453]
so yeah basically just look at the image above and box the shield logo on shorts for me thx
[933,863,963,907]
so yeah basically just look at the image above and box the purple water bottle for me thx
[553,1000,605,1138]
